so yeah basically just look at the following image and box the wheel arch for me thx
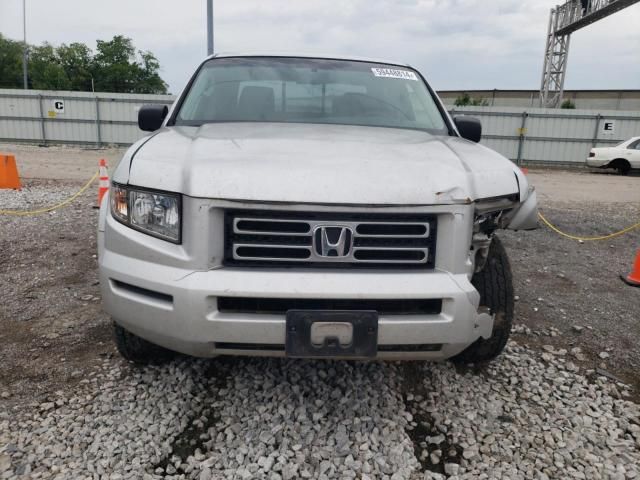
[607,158,631,175]
[607,157,631,168]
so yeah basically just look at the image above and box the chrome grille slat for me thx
[350,258,428,264]
[352,246,430,251]
[233,217,311,236]
[233,243,312,249]
[232,254,313,262]
[225,211,437,269]
[355,221,430,238]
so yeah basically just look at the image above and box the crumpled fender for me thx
[505,187,538,230]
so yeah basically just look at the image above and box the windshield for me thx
[173,57,448,133]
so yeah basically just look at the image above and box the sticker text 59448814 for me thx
[371,67,419,81]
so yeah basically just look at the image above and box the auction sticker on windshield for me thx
[371,68,418,81]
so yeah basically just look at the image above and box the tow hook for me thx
[475,306,494,339]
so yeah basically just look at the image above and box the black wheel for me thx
[452,236,514,364]
[610,159,631,176]
[113,322,175,365]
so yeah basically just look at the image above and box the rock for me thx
[444,463,460,476]
[0,455,11,472]
[595,368,625,383]
[566,362,579,372]
[462,447,477,459]
[319,460,331,475]
[426,434,445,444]
[424,472,446,480]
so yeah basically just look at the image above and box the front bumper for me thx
[99,198,493,360]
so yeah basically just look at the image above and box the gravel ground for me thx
[0,181,84,211]
[1,169,639,479]
[0,143,124,181]
[502,200,640,393]
[1,349,638,479]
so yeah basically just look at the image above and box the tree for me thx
[92,35,137,92]
[135,50,168,94]
[92,35,167,94]
[29,43,71,90]
[0,34,25,89]
[561,99,576,109]
[454,92,489,107]
[57,43,93,91]
[0,34,167,93]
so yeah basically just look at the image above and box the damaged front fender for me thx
[504,188,538,230]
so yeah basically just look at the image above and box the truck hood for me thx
[117,123,522,205]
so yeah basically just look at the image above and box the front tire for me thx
[113,322,175,365]
[452,236,514,364]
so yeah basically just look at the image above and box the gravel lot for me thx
[0,143,125,181]
[0,148,639,479]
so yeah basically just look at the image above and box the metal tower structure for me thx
[540,0,640,108]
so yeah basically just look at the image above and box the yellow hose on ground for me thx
[538,211,640,242]
[0,170,99,216]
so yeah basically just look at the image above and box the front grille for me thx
[224,210,437,269]
[217,297,443,315]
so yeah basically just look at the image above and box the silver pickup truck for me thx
[98,54,537,364]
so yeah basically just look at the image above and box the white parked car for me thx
[586,136,640,175]
[98,54,538,365]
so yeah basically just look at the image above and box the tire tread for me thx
[113,322,174,365]
[452,236,514,364]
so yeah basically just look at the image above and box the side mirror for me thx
[453,115,482,143]
[138,105,169,132]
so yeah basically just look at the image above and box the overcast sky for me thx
[1,0,639,94]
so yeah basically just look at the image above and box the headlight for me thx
[110,183,181,243]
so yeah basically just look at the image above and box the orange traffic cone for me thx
[97,159,109,207]
[521,167,529,175]
[621,250,640,287]
[0,154,21,190]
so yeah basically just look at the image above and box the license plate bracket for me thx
[285,310,378,358]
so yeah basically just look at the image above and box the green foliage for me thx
[92,36,167,94]
[29,43,71,90]
[57,43,94,91]
[135,50,167,94]
[561,99,576,109]
[0,34,25,88]
[454,92,489,107]
[0,34,167,94]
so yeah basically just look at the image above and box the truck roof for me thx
[206,52,413,68]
